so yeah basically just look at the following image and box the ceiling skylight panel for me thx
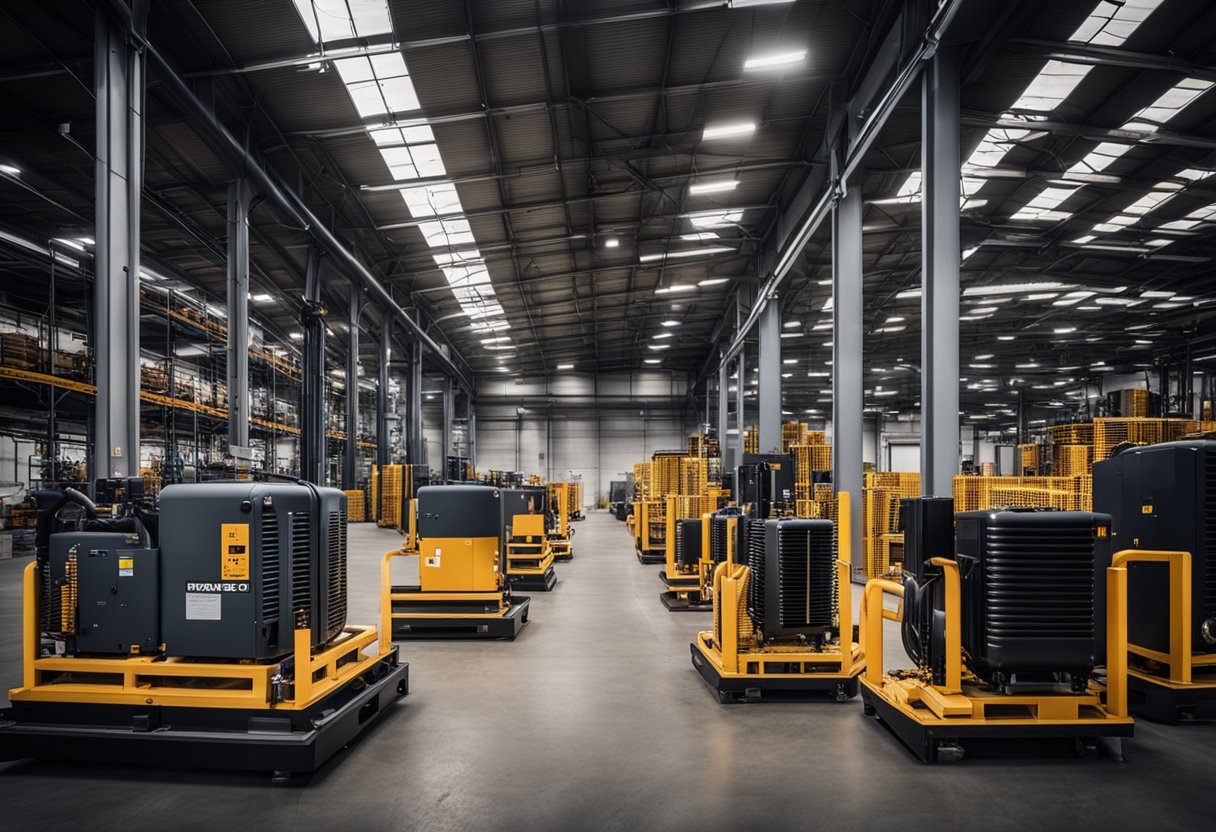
[438,218,476,245]
[378,146,418,179]
[333,56,376,83]
[1008,186,1077,221]
[432,248,484,268]
[378,75,421,113]
[1014,61,1092,113]
[400,183,461,218]
[443,265,491,287]
[411,143,445,177]
[1073,0,1164,47]
[1125,77,1213,132]
[346,81,392,118]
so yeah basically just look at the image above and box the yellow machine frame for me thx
[549,484,573,560]
[635,499,665,563]
[859,551,1138,762]
[691,493,864,702]
[506,513,557,590]
[1113,548,1216,721]
[9,561,394,712]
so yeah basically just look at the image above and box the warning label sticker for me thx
[185,592,222,620]
[118,556,134,577]
[221,523,251,580]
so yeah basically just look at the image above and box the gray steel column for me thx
[410,340,424,464]
[758,296,781,453]
[735,348,746,463]
[920,46,961,497]
[441,377,453,483]
[226,177,252,457]
[832,178,864,568]
[467,397,477,474]
[343,289,360,486]
[717,354,729,470]
[377,319,391,471]
[92,6,145,481]
[300,247,327,484]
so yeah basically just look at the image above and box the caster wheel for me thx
[934,742,964,764]
[1076,737,1099,760]
[863,703,877,717]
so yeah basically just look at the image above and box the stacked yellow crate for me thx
[744,425,758,454]
[344,490,366,523]
[861,472,920,580]
[1017,443,1040,475]
[378,464,402,529]
[1052,445,1092,477]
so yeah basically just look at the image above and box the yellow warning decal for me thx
[221,523,251,580]
[1141,504,1154,515]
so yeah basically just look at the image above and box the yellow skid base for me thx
[691,632,862,703]
[385,588,530,640]
[860,676,1133,763]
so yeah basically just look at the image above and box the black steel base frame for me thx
[0,650,408,777]
[391,596,530,640]
[660,591,711,612]
[507,566,558,592]
[1128,675,1216,724]
[691,642,858,703]
[860,683,1133,763]
[636,549,664,565]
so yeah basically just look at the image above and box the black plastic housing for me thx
[1093,439,1216,654]
[953,509,1112,685]
[747,517,836,639]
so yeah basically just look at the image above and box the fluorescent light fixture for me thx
[1053,327,1076,334]
[290,332,304,341]
[644,358,662,364]
[743,50,807,71]
[652,332,673,340]
[1140,290,1173,298]
[604,237,620,248]
[886,316,906,323]
[639,246,731,263]
[780,332,801,339]
[682,232,720,241]
[974,354,993,360]
[782,358,798,365]
[698,278,730,286]
[969,307,998,315]
[0,164,19,175]
[660,320,680,327]
[689,209,743,228]
[648,344,670,351]
[250,293,273,303]
[654,284,698,294]
[556,363,574,370]
[1016,362,1040,369]
[702,122,756,141]
[689,180,738,195]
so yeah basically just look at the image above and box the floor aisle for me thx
[1,511,1213,830]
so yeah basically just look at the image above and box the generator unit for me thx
[1093,439,1216,720]
[860,500,1133,763]
[503,486,557,591]
[659,515,710,611]
[708,507,745,567]
[736,454,795,517]
[2,481,407,778]
[691,495,862,703]
[382,485,529,639]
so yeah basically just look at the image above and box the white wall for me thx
[474,372,693,506]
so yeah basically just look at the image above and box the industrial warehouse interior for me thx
[2,0,1216,827]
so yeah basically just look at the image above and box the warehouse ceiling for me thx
[1,0,1215,426]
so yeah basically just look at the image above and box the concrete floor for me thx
[1,510,1214,830]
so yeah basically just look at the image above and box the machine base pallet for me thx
[691,642,858,703]
[1128,673,1216,723]
[859,682,1133,763]
[636,550,664,565]
[552,553,573,562]
[660,591,712,612]
[508,567,558,592]
[0,651,408,778]
[391,596,530,640]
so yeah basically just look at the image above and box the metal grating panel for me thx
[984,521,1095,642]
[746,520,766,626]
[327,509,348,634]
[1206,453,1216,621]
[261,508,280,625]
[776,523,836,630]
[290,511,311,619]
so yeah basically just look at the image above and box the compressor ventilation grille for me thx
[983,519,1095,642]
[290,511,312,617]
[327,510,348,634]
[261,508,280,626]
[776,523,836,630]
[746,520,767,625]
[710,516,730,564]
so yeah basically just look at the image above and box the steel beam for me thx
[102,0,474,394]
[344,288,360,486]
[468,398,477,474]
[92,6,144,481]
[441,377,453,483]
[758,296,781,454]
[832,180,864,568]
[713,0,965,372]
[300,247,327,485]
[226,177,252,459]
[921,47,961,497]
[717,356,729,471]
[410,340,424,465]
[378,319,391,471]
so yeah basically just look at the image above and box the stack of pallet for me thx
[861,471,920,581]
[1,332,40,369]
[377,464,403,529]
[344,490,366,523]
